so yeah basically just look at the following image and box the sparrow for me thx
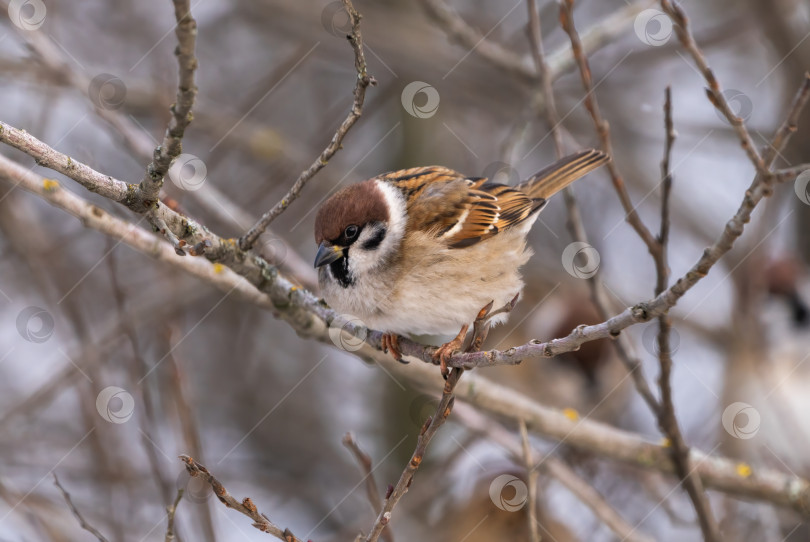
[314,149,609,373]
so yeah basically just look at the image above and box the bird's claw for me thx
[382,332,407,364]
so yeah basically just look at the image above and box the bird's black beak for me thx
[314,242,345,268]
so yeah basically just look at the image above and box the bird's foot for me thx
[432,295,521,378]
[433,324,469,379]
[381,332,407,364]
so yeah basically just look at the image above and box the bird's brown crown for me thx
[314,179,389,244]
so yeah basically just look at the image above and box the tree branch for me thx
[238,0,375,250]
[342,432,394,542]
[53,474,110,542]
[364,369,463,542]
[135,0,199,210]
[179,455,302,541]
[653,87,722,541]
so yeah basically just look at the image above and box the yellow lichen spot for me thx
[736,463,752,478]
[563,408,579,421]
[661,438,671,448]
[290,286,298,292]
[43,178,59,192]
[213,263,225,274]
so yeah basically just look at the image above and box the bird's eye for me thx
[344,225,359,239]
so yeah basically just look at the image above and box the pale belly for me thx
[319,227,532,337]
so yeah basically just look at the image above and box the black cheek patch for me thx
[361,225,387,251]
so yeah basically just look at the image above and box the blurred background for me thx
[0,0,809,540]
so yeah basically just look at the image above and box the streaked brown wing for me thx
[380,166,541,249]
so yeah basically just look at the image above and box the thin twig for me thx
[239,0,375,250]
[559,0,660,260]
[135,0,199,209]
[519,420,541,542]
[653,87,722,542]
[342,432,394,542]
[179,455,303,541]
[419,0,651,84]
[52,474,110,542]
[528,0,661,412]
[165,489,184,542]
[660,0,768,179]
[364,369,463,542]
[455,405,655,542]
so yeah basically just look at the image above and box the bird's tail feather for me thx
[519,149,609,199]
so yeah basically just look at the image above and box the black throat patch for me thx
[330,251,354,288]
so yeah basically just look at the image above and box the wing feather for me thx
[377,151,606,250]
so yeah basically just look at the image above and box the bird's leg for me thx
[485,292,520,322]
[433,324,469,379]
[381,332,406,363]
[432,294,521,378]
[469,300,495,352]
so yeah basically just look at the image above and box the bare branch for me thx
[419,0,650,84]
[559,0,661,259]
[164,489,184,542]
[342,432,394,542]
[364,369,462,542]
[53,474,110,542]
[652,87,722,542]
[660,0,767,178]
[179,455,303,541]
[239,0,375,250]
[518,420,541,542]
[135,0,199,209]
[456,406,655,542]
